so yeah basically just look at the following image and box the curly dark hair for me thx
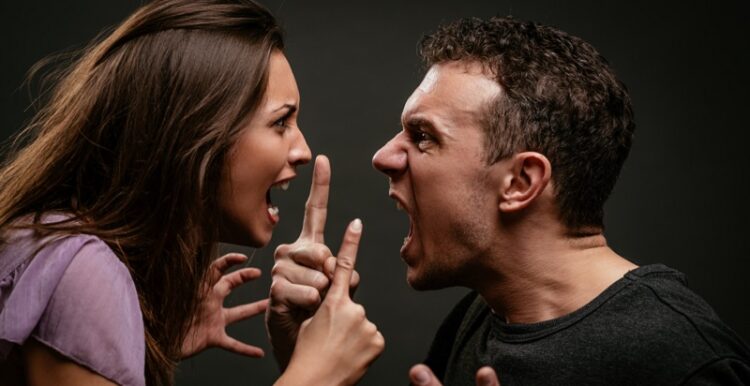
[419,17,635,230]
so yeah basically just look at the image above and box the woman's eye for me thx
[273,117,289,130]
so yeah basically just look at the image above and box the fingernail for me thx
[351,218,362,232]
[414,369,430,385]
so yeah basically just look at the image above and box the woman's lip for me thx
[272,174,297,186]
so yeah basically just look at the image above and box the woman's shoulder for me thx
[0,220,146,386]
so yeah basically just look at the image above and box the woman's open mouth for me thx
[266,180,290,224]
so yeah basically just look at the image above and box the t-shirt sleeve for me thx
[682,357,750,385]
[32,238,146,386]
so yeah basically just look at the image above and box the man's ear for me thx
[498,152,551,213]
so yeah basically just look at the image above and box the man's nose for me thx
[372,133,407,177]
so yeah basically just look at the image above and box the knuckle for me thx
[289,243,311,260]
[353,304,366,319]
[288,245,304,260]
[307,270,328,289]
[268,279,283,296]
[270,262,285,277]
[363,320,377,335]
[305,287,321,305]
[337,257,355,271]
[321,301,335,314]
[373,332,385,350]
[313,244,333,260]
[274,244,291,260]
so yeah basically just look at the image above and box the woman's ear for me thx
[498,152,551,213]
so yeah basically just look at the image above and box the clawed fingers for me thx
[225,298,269,325]
[215,267,261,297]
[209,253,249,282]
[219,335,265,358]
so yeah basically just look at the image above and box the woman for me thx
[0,0,383,385]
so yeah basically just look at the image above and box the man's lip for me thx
[388,190,410,213]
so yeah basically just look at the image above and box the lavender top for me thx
[0,219,145,385]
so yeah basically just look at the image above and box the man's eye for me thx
[411,130,433,151]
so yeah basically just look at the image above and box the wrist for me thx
[266,331,294,370]
[276,362,340,386]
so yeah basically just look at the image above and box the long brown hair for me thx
[0,0,283,383]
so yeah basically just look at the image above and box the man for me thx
[266,17,750,385]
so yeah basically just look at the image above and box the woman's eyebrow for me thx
[271,103,297,114]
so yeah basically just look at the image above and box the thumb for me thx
[409,364,442,386]
[476,366,500,386]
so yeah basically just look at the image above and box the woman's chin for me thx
[218,222,271,247]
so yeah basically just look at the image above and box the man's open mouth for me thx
[395,198,415,253]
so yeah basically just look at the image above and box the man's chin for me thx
[406,266,453,291]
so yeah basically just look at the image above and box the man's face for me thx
[372,61,503,290]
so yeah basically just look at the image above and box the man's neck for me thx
[474,225,638,325]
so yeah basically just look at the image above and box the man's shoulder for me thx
[615,264,750,361]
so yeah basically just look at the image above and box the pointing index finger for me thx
[301,155,330,242]
[329,219,362,298]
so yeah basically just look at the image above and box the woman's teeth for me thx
[273,181,290,191]
[268,206,279,216]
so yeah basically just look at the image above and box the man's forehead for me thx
[417,67,439,94]
[402,61,501,122]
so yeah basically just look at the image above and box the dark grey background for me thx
[2,1,748,385]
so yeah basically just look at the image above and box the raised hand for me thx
[275,219,384,386]
[181,253,269,359]
[409,364,500,386]
[266,155,359,368]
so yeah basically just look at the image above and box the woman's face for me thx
[218,51,311,246]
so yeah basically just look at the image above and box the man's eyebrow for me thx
[403,116,434,129]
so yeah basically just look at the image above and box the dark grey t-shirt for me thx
[424,265,750,385]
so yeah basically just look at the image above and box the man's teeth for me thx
[396,202,404,211]
[273,181,290,191]
[268,206,279,216]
